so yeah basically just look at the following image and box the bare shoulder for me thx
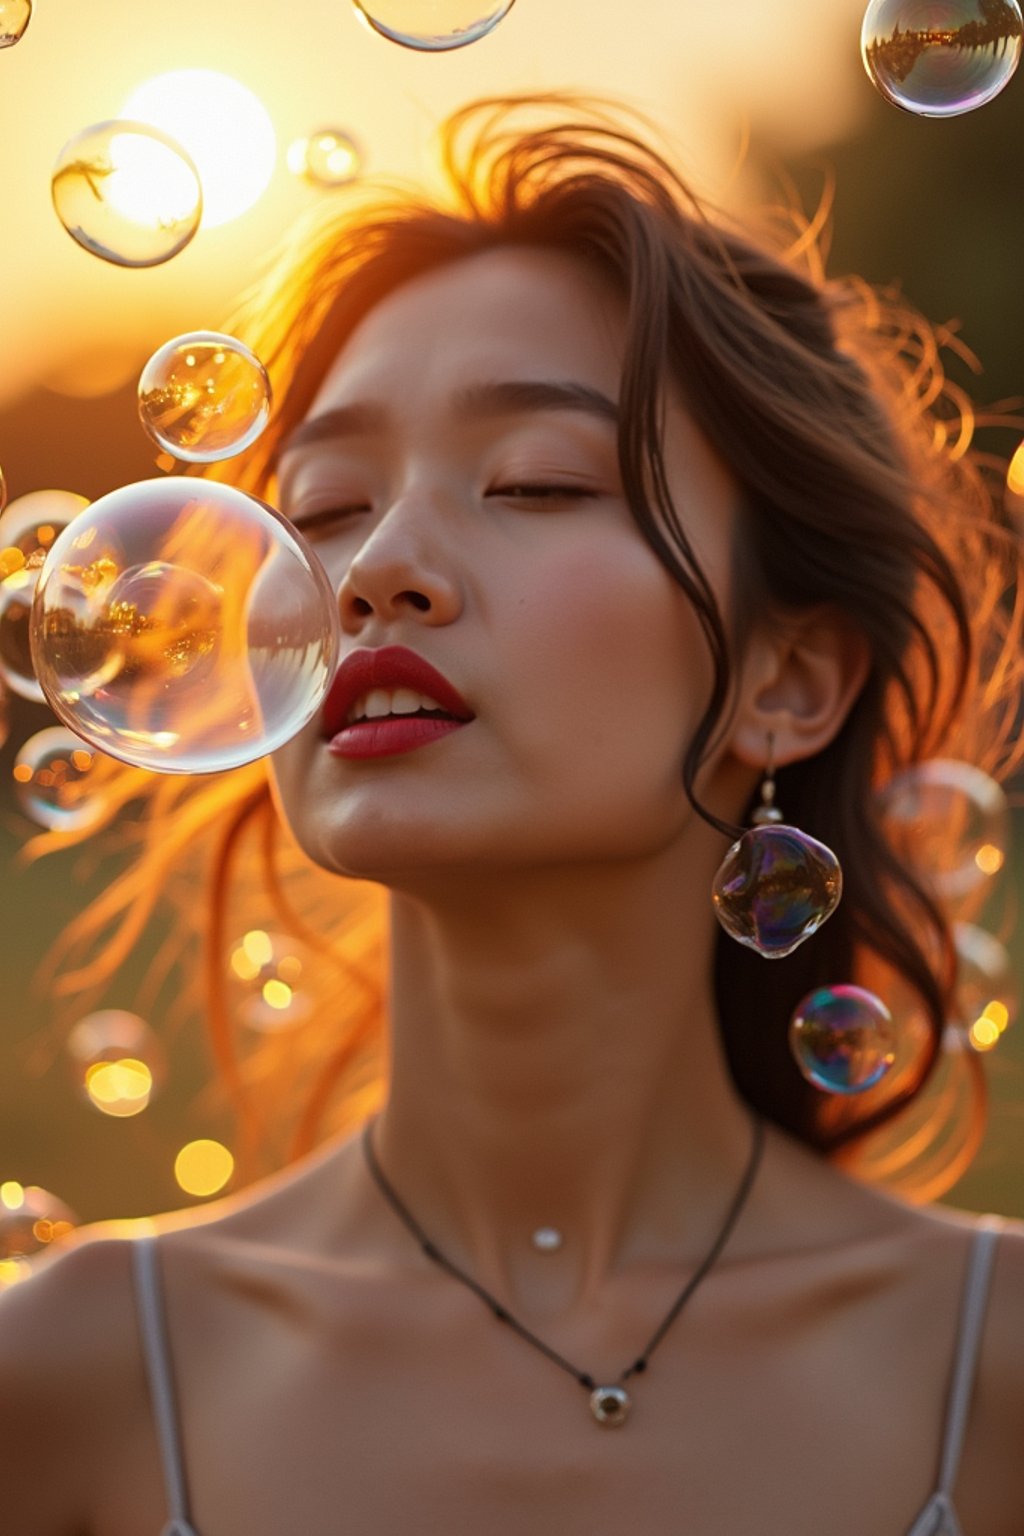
[0,1222,151,1536]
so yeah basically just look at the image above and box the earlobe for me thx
[731,607,872,769]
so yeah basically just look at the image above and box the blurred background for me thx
[2,0,1023,1260]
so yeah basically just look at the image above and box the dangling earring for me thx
[712,733,843,959]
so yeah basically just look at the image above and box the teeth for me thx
[346,687,447,724]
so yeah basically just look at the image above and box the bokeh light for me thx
[121,70,277,227]
[51,120,203,268]
[0,1183,78,1289]
[65,1010,167,1118]
[287,128,363,188]
[30,477,340,773]
[175,1139,235,1197]
[952,922,1016,1050]
[861,0,1023,116]
[137,332,272,463]
[789,984,898,1093]
[13,726,103,831]
[229,929,315,1031]
[0,0,31,48]
[352,0,516,49]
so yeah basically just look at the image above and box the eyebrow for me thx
[275,379,620,460]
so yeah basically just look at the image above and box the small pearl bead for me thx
[532,1226,563,1252]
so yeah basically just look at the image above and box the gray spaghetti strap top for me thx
[131,1215,1004,1536]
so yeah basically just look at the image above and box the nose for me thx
[335,495,463,633]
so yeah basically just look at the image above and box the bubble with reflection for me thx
[952,921,1016,1050]
[13,725,104,831]
[138,332,272,463]
[52,119,202,267]
[229,929,315,1031]
[287,128,363,187]
[0,0,32,48]
[877,759,1009,902]
[861,0,1023,116]
[0,491,90,702]
[352,0,515,49]
[712,825,842,958]
[30,477,340,772]
[0,1182,78,1287]
[65,1009,167,1117]
[789,984,897,1093]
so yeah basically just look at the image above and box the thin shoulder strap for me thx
[935,1216,1003,1499]
[131,1235,200,1536]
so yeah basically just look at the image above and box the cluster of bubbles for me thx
[861,0,1023,116]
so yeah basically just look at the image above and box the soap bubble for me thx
[0,1183,78,1287]
[52,120,203,267]
[712,824,842,958]
[12,726,104,832]
[65,1009,167,1117]
[0,0,32,48]
[877,759,1009,901]
[138,332,272,463]
[352,0,516,49]
[0,491,90,701]
[30,476,340,773]
[789,984,898,1094]
[229,929,315,1031]
[287,129,363,188]
[861,0,1023,116]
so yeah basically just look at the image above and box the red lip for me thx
[320,645,475,740]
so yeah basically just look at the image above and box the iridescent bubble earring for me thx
[712,734,843,959]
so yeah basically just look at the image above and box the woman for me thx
[3,96,1024,1535]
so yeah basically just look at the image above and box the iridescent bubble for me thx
[287,128,363,188]
[789,984,897,1093]
[0,1182,78,1290]
[52,119,203,268]
[952,921,1016,1050]
[12,726,104,831]
[0,0,32,48]
[0,491,89,702]
[861,0,1023,116]
[352,0,516,49]
[30,477,340,773]
[877,759,1009,901]
[712,824,842,959]
[65,1009,167,1118]
[229,929,315,1031]
[138,332,272,463]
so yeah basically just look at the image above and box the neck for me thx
[370,834,763,1313]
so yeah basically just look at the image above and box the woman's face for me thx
[269,245,742,883]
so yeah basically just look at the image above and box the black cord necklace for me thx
[361,1110,766,1427]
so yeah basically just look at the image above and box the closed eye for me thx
[290,505,370,534]
[488,484,598,502]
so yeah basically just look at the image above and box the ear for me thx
[728,605,872,770]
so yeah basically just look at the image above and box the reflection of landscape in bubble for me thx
[138,333,272,463]
[351,0,515,50]
[862,0,1023,112]
[29,479,338,772]
[51,121,202,267]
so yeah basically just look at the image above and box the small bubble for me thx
[352,0,515,49]
[138,332,271,463]
[789,985,897,1094]
[288,128,363,188]
[29,477,340,773]
[13,725,105,831]
[861,0,1023,116]
[877,759,1009,903]
[52,120,202,268]
[0,0,32,48]
[0,1185,79,1279]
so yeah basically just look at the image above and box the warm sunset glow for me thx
[121,70,277,227]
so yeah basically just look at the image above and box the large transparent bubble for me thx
[877,758,1009,902]
[138,333,272,464]
[351,0,516,49]
[52,120,203,267]
[29,477,340,773]
[0,0,32,48]
[861,0,1023,116]
[0,490,90,701]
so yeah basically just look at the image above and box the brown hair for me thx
[26,94,1024,1199]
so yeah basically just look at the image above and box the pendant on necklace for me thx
[589,1385,631,1427]
[531,1226,563,1252]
